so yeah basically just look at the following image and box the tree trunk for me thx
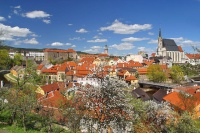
[22,113,26,132]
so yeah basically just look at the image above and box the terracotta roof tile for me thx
[186,54,200,59]
[151,53,156,57]
[37,64,44,70]
[43,48,76,53]
[125,75,137,81]
[41,82,59,93]
[136,68,147,74]
[143,59,155,66]
[178,46,183,52]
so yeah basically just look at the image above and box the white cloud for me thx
[13,10,19,15]
[8,15,11,19]
[87,38,107,43]
[23,38,38,44]
[71,45,76,48]
[91,46,102,49]
[83,45,102,53]
[69,37,85,40]
[110,42,134,50]
[14,5,21,9]
[100,19,152,34]
[0,16,6,21]
[148,32,154,35]
[68,24,73,26]
[50,42,73,46]
[43,19,51,24]
[66,43,72,46]
[171,37,200,47]
[24,10,50,18]
[50,42,64,46]
[121,37,149,42]
[0,23,32,40]
[93,35,99,39]
[31,34,38,37]
[76,28,88,33]
[148,39,157,44]
[137,46,156,55]
[137,47,146,51]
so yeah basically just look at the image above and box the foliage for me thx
[59,99,83,133]
[13,53,23,66]
[25,59,42,84]
[165,112,199,133]
[147,64,167,82]
[180,63,200,77]
[169,65,185,83]
[0,49,11,70]
[177,91,197,113]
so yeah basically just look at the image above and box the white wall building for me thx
[125,54,143,63]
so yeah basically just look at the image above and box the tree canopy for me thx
[147,64,167,82]
[169,65,185,83]
[0,49,11,70]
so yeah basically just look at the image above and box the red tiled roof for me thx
[143,59,155,66]
[117,63,129,68]
[79,54,98,58]
[43,48,76,53]
[128,60,143,67]
[37,64,44,70]
[80,57,95,63]
[98,53,109,57]
[163,92,183,109]
[41,82,59,93]
[136,68,147,75]
[151,53,156,57]
[66,70,74,76]
[58,62,68,71]
[178,46,183,52]
[125,75,137,81]
[186,54,200,59]
[113,57,119,61]
[42,65,59,73]
[163,90,200,111]
[118,70,127,76]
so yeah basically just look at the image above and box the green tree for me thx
[13,53,23,66]
[147,64,167,82]
[0,49,11,70]
[169,65,185,83]
[165,112,199,133]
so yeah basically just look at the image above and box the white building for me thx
[156,29,187,63]
[9,50,44,61]
[125,54,143,63]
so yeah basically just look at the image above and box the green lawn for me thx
[0,123,73,133]
[0,124,41,133]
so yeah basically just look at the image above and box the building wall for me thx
[44,51,77,61]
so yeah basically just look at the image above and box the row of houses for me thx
[8,48,77,62]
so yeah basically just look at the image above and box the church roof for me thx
[162,39,179,51]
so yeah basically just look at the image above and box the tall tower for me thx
[104,45,108,54]
[157,29,163,56]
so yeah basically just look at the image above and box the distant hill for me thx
[0,44,88,54]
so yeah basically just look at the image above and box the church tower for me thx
[157,29,163,56]
[104,45,108,54]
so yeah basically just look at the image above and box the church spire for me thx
[159,28,162,37]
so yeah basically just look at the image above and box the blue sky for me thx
[0,0,200,56]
